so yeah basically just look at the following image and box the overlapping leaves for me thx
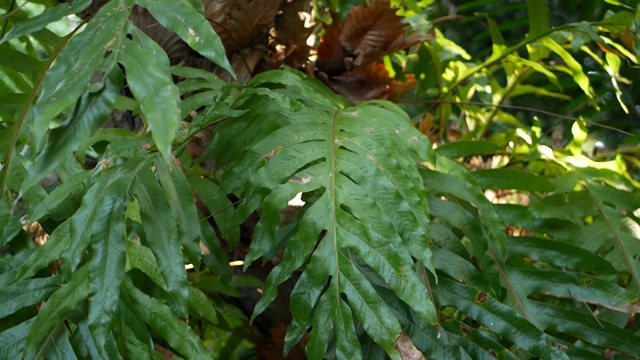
[0,151,219,358]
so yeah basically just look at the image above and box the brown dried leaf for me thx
[215,47,267,82]
[395,332,426,360]
[204,0,280,54]
[330,62,415,104]
[316,14,348,75]
[340,0,431,66]
[273,0,315,67]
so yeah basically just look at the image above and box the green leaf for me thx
[87,189,128,351]
[471,169,555,192]
[118,286,154,356]
[506,236,616,274]
[117,36,180,161]
[0,0,92,44]
[0,93,29,118]
[434,141,502,159]
[529,191,597,224]
[136,0,234,76]
[525,0,550,38]
[32,0,128,149]
[29,170,89,222]
[134,164,188,316]
[24,265,89,355]
[507,268,638,310]
[188,286,218,324]
[213,72,436,357]
[422,165,506,252]
[123,281,213,360]
[155,159,202,266]
[0,212,22,248]
[0,277,59,320]
[0,221,71,287]
[441,318,516,360]
[125,241,167,290]
[189,177,240,247]
[25,322,77,360]
[541,38,596,105]
[0,45,45,79]
[429,196,487,257]
[494,204,580,238]
[26,66,123,191]
[66,305,103,360]
[433,278,569,359]
[0,318,36,359]
[526,301,640,357]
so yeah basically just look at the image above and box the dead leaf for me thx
[215,46,268,82]
[340,0,432,66]
[273,0,315,67]
[330,62,415,104]
[395,332,426,360]
[316,14,349,75]
[204,0,280,54]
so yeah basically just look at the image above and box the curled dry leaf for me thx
[340,0,432,66]
[330,62,415,104]
[203,0,280,54]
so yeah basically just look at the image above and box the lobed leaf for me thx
[209,70,437,358]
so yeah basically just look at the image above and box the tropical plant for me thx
[1,0,639,359]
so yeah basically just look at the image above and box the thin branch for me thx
[398,98,634,136]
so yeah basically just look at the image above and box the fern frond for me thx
[210,69,437,358]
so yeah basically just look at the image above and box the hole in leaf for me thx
[338,170,358,185]
[339,203,360,221]
[461,323,470,336]
[477,292,488,303]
